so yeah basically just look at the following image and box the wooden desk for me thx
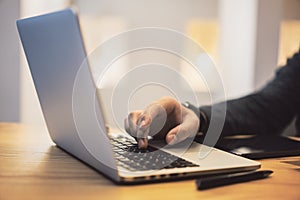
[0,123,299,200]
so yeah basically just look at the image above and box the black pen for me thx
[196,170,273,190]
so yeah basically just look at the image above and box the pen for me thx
[196,170,273,190]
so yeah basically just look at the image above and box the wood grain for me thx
[0,123,299,200]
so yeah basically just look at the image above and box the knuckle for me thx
[128,112,135,119]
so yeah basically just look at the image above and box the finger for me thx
[135,104,166,148]
[166,109,199,145]
[143,104,167,138]
[165,125,190,145]
[126,111,143,137]
[125,111,152,148]
[130,105,161,139]
[165,125,181,144]
[136,116,150,149]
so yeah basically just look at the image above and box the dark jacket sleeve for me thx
[200,50,300,137]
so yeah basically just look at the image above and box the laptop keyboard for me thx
[111,136,199,171]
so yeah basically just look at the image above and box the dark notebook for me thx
[195,135,300,159]
[215,135,300,159]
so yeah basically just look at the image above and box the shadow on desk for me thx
[37,145,113,184]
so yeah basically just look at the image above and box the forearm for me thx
[200,93,295,137]
[200,50,300,137]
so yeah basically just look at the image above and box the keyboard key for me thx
[111,136,199,171]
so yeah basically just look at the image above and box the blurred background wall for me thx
[0,0,299,134]
[0,0,20,122]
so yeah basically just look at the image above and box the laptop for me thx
[17,8,260,184]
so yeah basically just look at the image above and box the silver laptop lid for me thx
[17,8,119,181]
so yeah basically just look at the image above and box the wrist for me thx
[182,102,208,134]
[199,110,209,134]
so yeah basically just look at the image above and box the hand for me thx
[124,96,200,149]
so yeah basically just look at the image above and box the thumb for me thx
[165,125,189,145]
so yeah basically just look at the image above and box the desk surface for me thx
[0,123,299,200]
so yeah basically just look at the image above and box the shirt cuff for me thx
[182,101,209,134]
